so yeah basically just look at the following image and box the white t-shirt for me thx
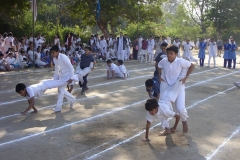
[119,64,127,74]
[146,107,162,123]
[5,57,15,65]
[54,38,60,46]
[106,63,120,73]
[25,84,45,100]
[28,50,35,62]
[158,57,191,86]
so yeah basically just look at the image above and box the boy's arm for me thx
[142,121,151,142]
[21,97,37,115]
[107,70,110,79]
[110,71,114,79]
[157,68,164,82]
[156,93,160,101]
[180,63,195,84]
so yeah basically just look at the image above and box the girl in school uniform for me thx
[228,40,238,69]
[198,38,206,67]
[223,39,231,68]
[207,38,217,68]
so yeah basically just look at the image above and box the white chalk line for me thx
[0,68,218,106]
[0,68,217,120]
[68,138,119,160]
[0,100,146,147]
[0,69,220,146]
[84,86,236,160]
[0,67,154,94]
[0,74,152,106]
[0,68,226,147]
[205,125,240,160]
[0,85,145,121]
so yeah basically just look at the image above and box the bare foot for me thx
[159,130,171,136]
[182,121,188,133]
[169,127,176,134]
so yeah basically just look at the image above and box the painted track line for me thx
[0,68,218,119]
[83,86,236,160]
[0,85,145,121]
[205,125,240,160]
[0,68,218,106]
[0,67,154,94]
[0,69,227,147]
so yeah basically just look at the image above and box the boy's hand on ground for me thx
[142,138,150,142]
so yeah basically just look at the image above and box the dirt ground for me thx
[0,51,240,160]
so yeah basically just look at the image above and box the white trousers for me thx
[107,71,124,78]
[75,67,91,84]
[49,78,76,111]
[140,49,147,63]
[117,50,125,61]
[148,52,154,64]
[208,55,216,67]
[158,101,175,129]
[160,80,188,121]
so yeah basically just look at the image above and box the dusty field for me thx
[0,52,240,160]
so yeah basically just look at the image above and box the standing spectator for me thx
[217,38,223,57]
[54,34,61,48]
[132,38,139,60]
[140,37,148,63]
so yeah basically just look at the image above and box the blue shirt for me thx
[80,54,94,69]
[154,52,167,77]
[150,77,160,98]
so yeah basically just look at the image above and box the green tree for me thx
[64,0,165,38]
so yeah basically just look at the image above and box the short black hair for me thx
[50,45,60,52]
[106,59,112,64]
[145,79,153,87]
[15,83,26,93]
[166,45,178,54]
[161,43,168,47]
[0,52,3,57]
[145,98,158,111]
[85,46,92,51]
[117,60,123,65]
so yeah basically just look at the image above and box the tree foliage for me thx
[64,0,166,37]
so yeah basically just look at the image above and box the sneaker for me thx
[233,82,240,88]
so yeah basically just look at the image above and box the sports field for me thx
[0,54,239,160]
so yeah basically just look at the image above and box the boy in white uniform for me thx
[207,37,217,68]
[50,45,76,112]
[15,79,74,115]
[106,59,123,79]
[117,60,129,79]
[142,98,180,142]
[182,39,198,64]
[147,36,155,64]
[158,45,195,133]
[173,38,181,57]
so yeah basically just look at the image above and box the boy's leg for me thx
[81,74,89,93]
[175,85,188,133]
[54,85,66,112]
[145,51,148,63]
[208,55,211,67]
[41,79,68,90]
[167,81,183,103]
[228,59,232,68]
[213,56,216,67]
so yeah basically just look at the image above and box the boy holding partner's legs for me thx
[158,46,195,133]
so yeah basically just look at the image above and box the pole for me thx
[32,0,35,68]
[137,1,139,32]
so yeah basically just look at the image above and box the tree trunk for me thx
[97,20,109,38]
